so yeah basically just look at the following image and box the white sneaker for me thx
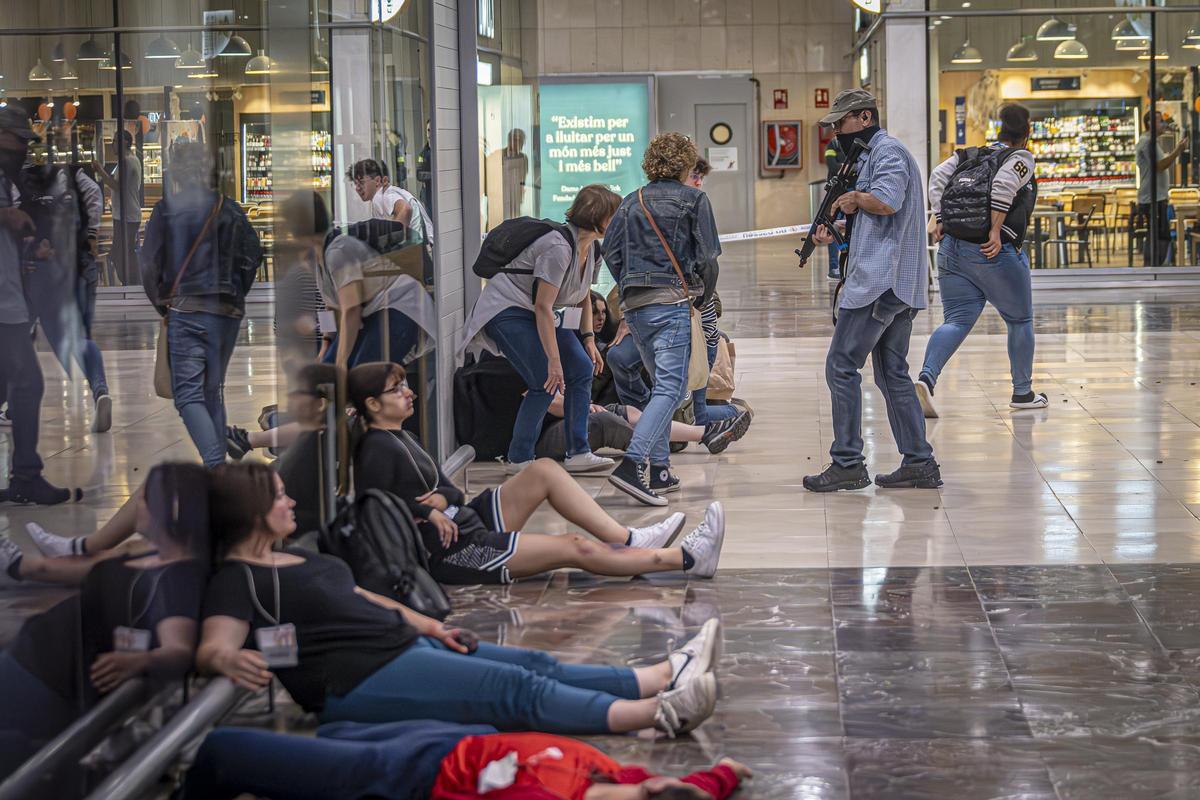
[25,522,81,558]
[0,409,11,428]
[1010,391,1049,410]
[654,671,717,738]
[0,535,25,582]
[628,512,686,550]
[680,502,726,579]
[91,393,112,433]
[503,459,534,475]
[563,452,615,474]
[915,376,938,419]
[668,617,722,690]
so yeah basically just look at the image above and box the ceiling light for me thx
[1006,35,1038,62]
[60,61,78,81]
[145,34,181,60]
[1054,39,1089,60]
[50,40,66,62]
[29,58,53,81]
[1137,48,1169,61]
[72,96,80,107]
[951,39,983,64]
[1111,18,1148,41]
[99,51,134,71]
[218,34,253,58]
[1183,27,1200,49]
[1116,37,1147,51]
[245,49,274,75]
[311,53,330,75]
[189,69,219,79]
[77,37,107,61]
[176,43,205,70]
[1037,17,1076,42]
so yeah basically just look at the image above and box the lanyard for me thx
[386,429,440,496]
[241,562,282,627]
[126,564,168,628]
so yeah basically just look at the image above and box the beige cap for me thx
[819,88,878,128]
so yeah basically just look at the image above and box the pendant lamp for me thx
[29,59,53,81]
[1054,39,1089,60]
[1037,17,1076,42]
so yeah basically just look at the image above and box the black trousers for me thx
[1139,200,1171,267]
[0,322,46,479]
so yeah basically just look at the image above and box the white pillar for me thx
[882,1,930,184]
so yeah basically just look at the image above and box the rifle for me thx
[795,138,870,323]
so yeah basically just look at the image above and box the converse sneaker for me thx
[1010,391,1049,410]
[563,451,615,474]
[0,476,77,505]
[915,375,938,419]
[628,512,687,550]
[874,461,943,489]
[26,522,86,558]
[226,426,253,460]
[668,617,722,690]
[654,671,717,738]
[701,412,751,454]
[608,457,667,506]
[680,502,725,579]
[802,463,870,493]
[503,459,534,475]
[91,392,112,433]
[649,465,680,495]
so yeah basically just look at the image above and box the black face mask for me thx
[837,124,880,155]
[0,148,26,180]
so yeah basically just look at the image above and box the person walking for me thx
[604,133,721,505]
[803,89,940,492]
[1137,110,1184,267]
[917,103,1047,418]
[93,130,142,285]
[140,141,262,468]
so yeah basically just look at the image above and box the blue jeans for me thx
[320,637,639,734]
[485,307,592,463]
[321,308,421,368]
[923,238,1035,395]
[827,290,934,469]
[690,336,738,426]
[607,335,650,408]
[168,310,242,468]
[624,302,691,466]
[26,257,108,397]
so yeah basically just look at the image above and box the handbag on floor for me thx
[636,189,710,392]
[153,195,224,400]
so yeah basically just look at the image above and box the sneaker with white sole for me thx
[92,393,112,433]
[609,457,667,507]
[915,375,938,419]
[649,465,681,495]
[628,512,687,550]
[0,409,10,429]
[654,671,717,738]
[668,617,722,690]
[503,459,534,475]
[563,451,615,474]
[680,502,726,579]
[1,535,25,582]
[26,521,85,558]
[1010,391,1049,410]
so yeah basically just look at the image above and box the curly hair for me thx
[642,132,698,182]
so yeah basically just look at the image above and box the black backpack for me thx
[940,145,1025,244]
[318,489,452,620]
[452,354,527,461]
[472,217,573,279]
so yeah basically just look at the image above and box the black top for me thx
[354,428,465,520]
[201,550,419,712]
[10,556,206,703]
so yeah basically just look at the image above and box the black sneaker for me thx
[874,461,943,489]
[0,475,77,505]
[701,413,747,454]
[609,457,667,507]
[1010,391,1049,410]
[650,464,681,494]
[226,426,253,460]
[802,463,871,493]
[670,441,688,454]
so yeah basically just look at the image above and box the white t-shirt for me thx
[371,185,434,247]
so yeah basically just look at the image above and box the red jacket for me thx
[432,733,741,800]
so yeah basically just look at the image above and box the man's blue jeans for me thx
[485,307,592,463]
[606,334,650,408]
[922,238,1035,395]
[321,308,421,368]
[26,257,108,397]
[167,310,242,468]
[320,637,639,734]
[827,290,934,469]
[624,302,691,466]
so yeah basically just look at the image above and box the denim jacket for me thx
[603,179,721,299]
[140,188,262,312]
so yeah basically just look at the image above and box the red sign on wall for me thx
[814,88,830,109]
[773,89,788,110]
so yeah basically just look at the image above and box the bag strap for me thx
[637,188,693,314]
[166,194,223,303]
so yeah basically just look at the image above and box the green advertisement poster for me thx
[538,81,650,221]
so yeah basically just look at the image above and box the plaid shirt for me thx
[840,129,928,310]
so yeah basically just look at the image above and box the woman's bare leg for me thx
[16,541,144,585]
[246,422,303,451]
[27,482,144,558]
[625,408,701,443]
[498,459,628,543]
[506,533,684,578]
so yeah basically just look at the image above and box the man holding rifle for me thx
[802,89,940,493]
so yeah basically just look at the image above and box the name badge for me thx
[113,626,152,653]
[443,504,460,520]
[256,624,299,668]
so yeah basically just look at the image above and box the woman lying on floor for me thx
[198,463,722,738]
[347,361,726,583]
[182,719,752,800]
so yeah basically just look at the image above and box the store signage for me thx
[954,96,966,145]
[773,89,789,109]
[814,88,829,109]
[311,90,326,105]
[1032,76,1081,92]
[371,0,409,23]
[538,80,650,221]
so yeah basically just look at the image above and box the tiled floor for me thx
[5,239,1200,796]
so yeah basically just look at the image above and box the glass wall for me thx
[929,4,1200,270]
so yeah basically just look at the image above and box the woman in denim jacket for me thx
[603,133,721,506]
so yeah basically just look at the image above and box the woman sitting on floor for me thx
[197,462,722,738]
[347,361,726,583]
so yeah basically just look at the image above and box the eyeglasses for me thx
[381,380,409,395]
